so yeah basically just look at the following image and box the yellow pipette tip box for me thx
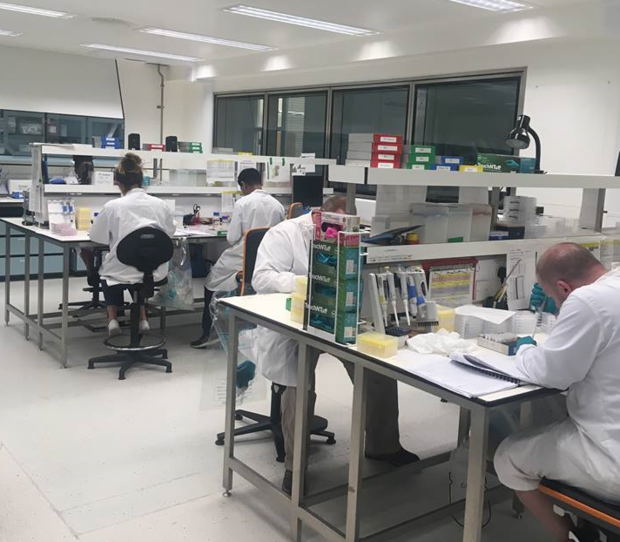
[357,332,398,359]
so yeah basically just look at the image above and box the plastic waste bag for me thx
[151,239,195,311]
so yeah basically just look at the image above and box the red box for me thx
[372,152,401,162]
[372,143,402,154]
[147,144,165,151]
[373,133,404,144]
[371,159,401,169]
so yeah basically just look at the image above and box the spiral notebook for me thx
[450,352,527,385]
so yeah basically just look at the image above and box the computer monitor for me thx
[292,175,324,209]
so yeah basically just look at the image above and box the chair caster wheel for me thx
[513,512,523,520]
[223,491,231,497]
[440,399,448,403]
[276,455,285,463]
[166,367,172,373]
[119,375,126,381]
[235,414,243,421]
[215,438,225,446]
[326,437,336,445]
[88,363,94,369]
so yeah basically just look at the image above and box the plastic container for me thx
[446,205,472,243]
[294,276,308,296]
[512,311,538,335]
[470,204,492,242]
[455,314,484,339]
[357,332,399,358]
[437,305,456,332]
[411,203,449,244]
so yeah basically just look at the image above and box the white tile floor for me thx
[0,278,551,542]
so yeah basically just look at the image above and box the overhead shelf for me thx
[364,234,606,264]
[328,165,620,189]
[43,185,334,197]
[37,144,337,170]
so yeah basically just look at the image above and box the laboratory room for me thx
[2,2,620,542]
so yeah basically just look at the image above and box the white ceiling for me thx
[0,0,594,65]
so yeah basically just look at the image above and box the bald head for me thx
[536,243,607,308]
[321,195,354,215]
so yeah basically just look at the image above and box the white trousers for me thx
[494,418,620,504]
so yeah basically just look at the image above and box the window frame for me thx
[212,69,526,194]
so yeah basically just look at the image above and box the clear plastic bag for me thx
[151,239,195,311]
[209,291,262,406]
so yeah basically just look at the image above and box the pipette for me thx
[397,270,411,325]
[406,272,418,318]
[377,273,389,327]
[386,270,400,325]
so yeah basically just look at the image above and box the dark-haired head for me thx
[237,167,262,196]
[114,153,144,194]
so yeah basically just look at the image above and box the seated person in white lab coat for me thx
[253,195,419,495]
[190,168,285,348]
[494,243,620,542]
[90,153,176,337]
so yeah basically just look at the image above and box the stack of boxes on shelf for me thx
[404,145,435,170]
[179,141,204,154]
[346,133,404,169]
[305,211,362,345]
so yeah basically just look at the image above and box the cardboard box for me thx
[520,157,536,174]
[408,154,434,165]
[477,153,521,173]
[407,164,431,170]
[347,151,400,162]
[370,160,400,169]
[348,141,402,154]
[440,156,464,166]
[411,145,436,155]
[431,164,458,171]
[348,133,403,145]
[92,171,115,185]
[459,165,484,173]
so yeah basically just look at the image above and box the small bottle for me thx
[213,211,220,227]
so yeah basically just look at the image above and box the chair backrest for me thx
[288,202,304,220]
[240,227,269,296]
[117,227,174,297]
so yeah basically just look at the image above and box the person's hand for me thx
[516,336,537,351]
[529,283,557,314]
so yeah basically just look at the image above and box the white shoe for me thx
[108,319,121,337]
[139,320,150,334]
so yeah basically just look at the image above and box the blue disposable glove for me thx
[516,336,537,351]
[529,283,557,314]
[236,360,257,389]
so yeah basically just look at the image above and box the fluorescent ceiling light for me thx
[81,44,202,63]
[141,27,275,52]
[447,0,532,12]
[0,2,74,18]
[0,29,22,36]
[224,5,377,36]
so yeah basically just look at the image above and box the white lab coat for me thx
[90,188,176,286]
[205,189,285,292]
[495,267,620,501]
[253,213,314,386]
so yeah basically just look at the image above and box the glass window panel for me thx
[0,110,45,156]
[414,77,520,162]
[266,92,327,158]
[46,114,86,145]
[214,95,264,154]
[87,117,124,143]
[330,86,409,164]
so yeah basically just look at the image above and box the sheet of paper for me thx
[506,248,537,310]
[428,266,475,308]
[454,305,515,324]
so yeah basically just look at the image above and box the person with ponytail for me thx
[90,153,176,337]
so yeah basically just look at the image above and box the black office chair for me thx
[88,227,174,380]
[62,248,108,321]
[215,228,335,462]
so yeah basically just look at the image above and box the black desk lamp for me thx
[506,114,544,174]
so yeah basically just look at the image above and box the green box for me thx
[406,164,431,171]
[477,153,521,173]
[408,154,435,166]
[411,145,436,155]
[520,157,536,174]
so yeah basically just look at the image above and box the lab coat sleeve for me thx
[252,228,296,294]
[163,207,176,237]
[516,296,602,390]
[89,206,111,245]
[227,201,243,246]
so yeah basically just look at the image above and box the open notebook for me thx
[450,351,528,385]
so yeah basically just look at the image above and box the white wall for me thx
[0,44,122,118]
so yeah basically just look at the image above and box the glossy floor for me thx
[0,278,551,542]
